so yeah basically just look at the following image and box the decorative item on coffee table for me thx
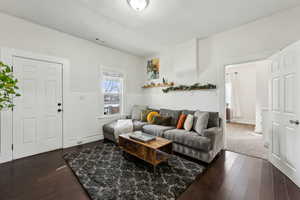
[119,133,173,173]
[129,131,156,142]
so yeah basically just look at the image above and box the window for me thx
[102,70,123,116]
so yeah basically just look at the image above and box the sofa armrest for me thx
[202,127,222,137]
[202,127,223,152]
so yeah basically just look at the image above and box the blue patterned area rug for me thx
[63,143,205,200]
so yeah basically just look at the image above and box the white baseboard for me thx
[0,152,12,164]
[269,155,300,188]
[230,119,255,125]
[63,133,103,149]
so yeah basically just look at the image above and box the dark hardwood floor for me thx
[0,141,299,200]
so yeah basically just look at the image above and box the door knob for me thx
[57,109,63,112]
[58,103,62,106]
[289,120,299,125]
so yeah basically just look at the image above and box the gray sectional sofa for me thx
[103,107,223,163]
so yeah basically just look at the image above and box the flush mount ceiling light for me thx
[127,0,149,12]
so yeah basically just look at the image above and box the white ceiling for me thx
[0,0,299,56]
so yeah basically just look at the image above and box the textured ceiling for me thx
[0,0,299,56]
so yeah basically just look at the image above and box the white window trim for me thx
[100,68,124,118]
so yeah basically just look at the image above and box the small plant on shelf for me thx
[0,61,21,110]
[142,78,174,89]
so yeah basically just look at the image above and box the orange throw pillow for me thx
[176,114,187,129]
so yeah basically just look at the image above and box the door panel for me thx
[23,118,37,143]
[13,56,62,159]
[285,125,297,169]
[272,77,281,112]
[271,122,280,158]
[269,42,300,187]
[271,60,279,73]
[284,74,295,113]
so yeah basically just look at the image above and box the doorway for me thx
[225,60,270,159]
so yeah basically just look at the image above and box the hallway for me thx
[226,123,268,159]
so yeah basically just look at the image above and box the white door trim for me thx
[0,48,70,163]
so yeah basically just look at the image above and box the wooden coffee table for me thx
[119,133,173,173]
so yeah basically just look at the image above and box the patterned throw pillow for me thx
[147,111,159,124]
[141,109,152,122]
[152,116,172,126]
[176,114,187,129]
[184,114,194,131]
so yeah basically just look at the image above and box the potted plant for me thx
[0,61,21,110]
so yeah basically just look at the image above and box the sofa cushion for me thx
[140,109,152,122]
[131,105,148,121]
[133,120,148,131]
[152,116,172,126]
[182,110,195,116]
[184,114,194,131]
[159,109,181,127]
[207,112,219,128]
[177,114,187,129]
[142,125,175,137]
[182,110,219,128]
[164,129,212,152]
[193,111,209,135]
[149,108,160,113]
[103,120,147,134]
[147,111,159,123]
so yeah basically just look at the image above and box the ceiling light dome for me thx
[127,0,149,12]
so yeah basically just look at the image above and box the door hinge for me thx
[11,144,14,151]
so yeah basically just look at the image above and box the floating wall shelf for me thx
[162,83,217,93]
[142,82,174,89]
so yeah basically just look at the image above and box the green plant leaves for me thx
[0,61,21,110]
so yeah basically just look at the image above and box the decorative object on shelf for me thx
[162,83,216,93]
[0,61,21,110]
[147,58,160,80]
[142,80,174,89]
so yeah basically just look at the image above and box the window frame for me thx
[101,69,124,118]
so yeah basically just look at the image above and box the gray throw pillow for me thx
[131,105,148,120]
[193,110,209,135]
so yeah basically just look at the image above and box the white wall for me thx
[142,6,300,120]
[143,38,219,111]
[226,63,257,125]
[0,12,145,155]
[255,60,271,133]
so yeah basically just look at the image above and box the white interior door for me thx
[269,42,300,186]
[12,56,63,159]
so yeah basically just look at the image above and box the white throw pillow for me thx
[184,114,194,131]
[131,105,148,120]
[193,110,209,135]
